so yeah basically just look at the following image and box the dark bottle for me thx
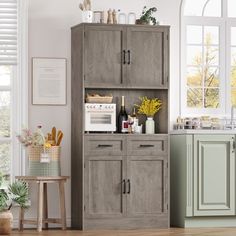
[118,96,128,133]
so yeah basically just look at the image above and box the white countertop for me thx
[170,129,236,135]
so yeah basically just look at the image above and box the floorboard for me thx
[10,228,236,236]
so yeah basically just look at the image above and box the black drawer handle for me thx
[97,144,113,148]
[127,50,131,65]
[139,144,155,148]
[127,179,131,194]
[122,179,126,194]
[123,50,126,64]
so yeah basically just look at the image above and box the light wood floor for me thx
[10,228,236,236]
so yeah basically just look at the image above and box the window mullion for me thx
[225,21,231,115]
[222,0,227,18]
[0,87,11,91]
[202,26,205,108]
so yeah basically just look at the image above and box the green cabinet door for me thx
[193,135,235,216]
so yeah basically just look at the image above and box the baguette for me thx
[51,127,56,145]
[57,131,63,146]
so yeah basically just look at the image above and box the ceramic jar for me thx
[82,11,93,23]
[145,117,155,134]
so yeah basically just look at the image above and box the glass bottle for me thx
[118,96,128,133]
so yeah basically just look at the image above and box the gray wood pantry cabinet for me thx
[170,134,236,228]
[71,23,170,230]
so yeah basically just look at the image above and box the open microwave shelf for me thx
[84,88,169,134]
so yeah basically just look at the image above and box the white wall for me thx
[25,0,182,226]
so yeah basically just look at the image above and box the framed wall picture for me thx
[32,58,67,105]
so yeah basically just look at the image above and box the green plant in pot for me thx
[136,6,158,25]
[0,173,29,235]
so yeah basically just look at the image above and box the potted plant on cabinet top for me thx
[0,173,29,235]
[136,6,158,25]
[135,96,162,134]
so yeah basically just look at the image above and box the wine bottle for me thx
[131,107,139,133]
[118,96,128,133]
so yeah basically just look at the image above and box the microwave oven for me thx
[85,103,116,132]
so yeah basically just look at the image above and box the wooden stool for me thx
[16,176,69,232]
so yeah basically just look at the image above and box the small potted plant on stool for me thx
[0,173,29,235]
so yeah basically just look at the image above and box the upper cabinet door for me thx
[126,27,169,88]
[84,26,125,87]
[193,135,235,216]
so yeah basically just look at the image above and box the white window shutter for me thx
[0,0,17,65]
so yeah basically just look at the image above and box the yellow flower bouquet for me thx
[136,96,162,117]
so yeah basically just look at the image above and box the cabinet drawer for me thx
[127,135,168,156]
[84,135,124,156]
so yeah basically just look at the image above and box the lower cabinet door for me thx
[194,135,235,216]
[84,156,126,218]
[126,156,168,217]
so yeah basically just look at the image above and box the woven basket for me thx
[86,94,113,103]
[28,146,61,176]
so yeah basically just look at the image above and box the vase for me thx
[145,117,155,134]
[81,11,93,23]
[0,210,13,235]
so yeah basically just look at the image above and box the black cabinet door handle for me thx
[127,179,131,194]
[127,50,131,65]
[122,179,126,194]
[97,144,113,148]
[123,50,126,64]
[139,144,155,148]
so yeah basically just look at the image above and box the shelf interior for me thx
[85,88,168,134]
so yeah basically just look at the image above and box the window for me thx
[0,67,13,177]
[0,0,28,179]
[181,0,236,115]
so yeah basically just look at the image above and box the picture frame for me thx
[32,58,67,105]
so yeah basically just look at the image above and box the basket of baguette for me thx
[86,93,113,103]
[17,126,64,176]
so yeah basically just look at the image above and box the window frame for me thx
[180,0,236,117]
[226,18,236,114]
[12,0,29,178]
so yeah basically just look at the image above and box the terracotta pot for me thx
[0,211,13,235]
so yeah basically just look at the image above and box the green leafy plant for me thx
[0,173,29,212]
[137,6,157,25]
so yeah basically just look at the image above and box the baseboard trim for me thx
[12,218,71,229]
[185,217,236,228]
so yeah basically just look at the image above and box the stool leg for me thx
[37,181,44,232]
[59,181,66,230]
[18,207,24,231]
[43,183,48,229]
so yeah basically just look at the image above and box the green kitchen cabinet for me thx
[170,134,236,228]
